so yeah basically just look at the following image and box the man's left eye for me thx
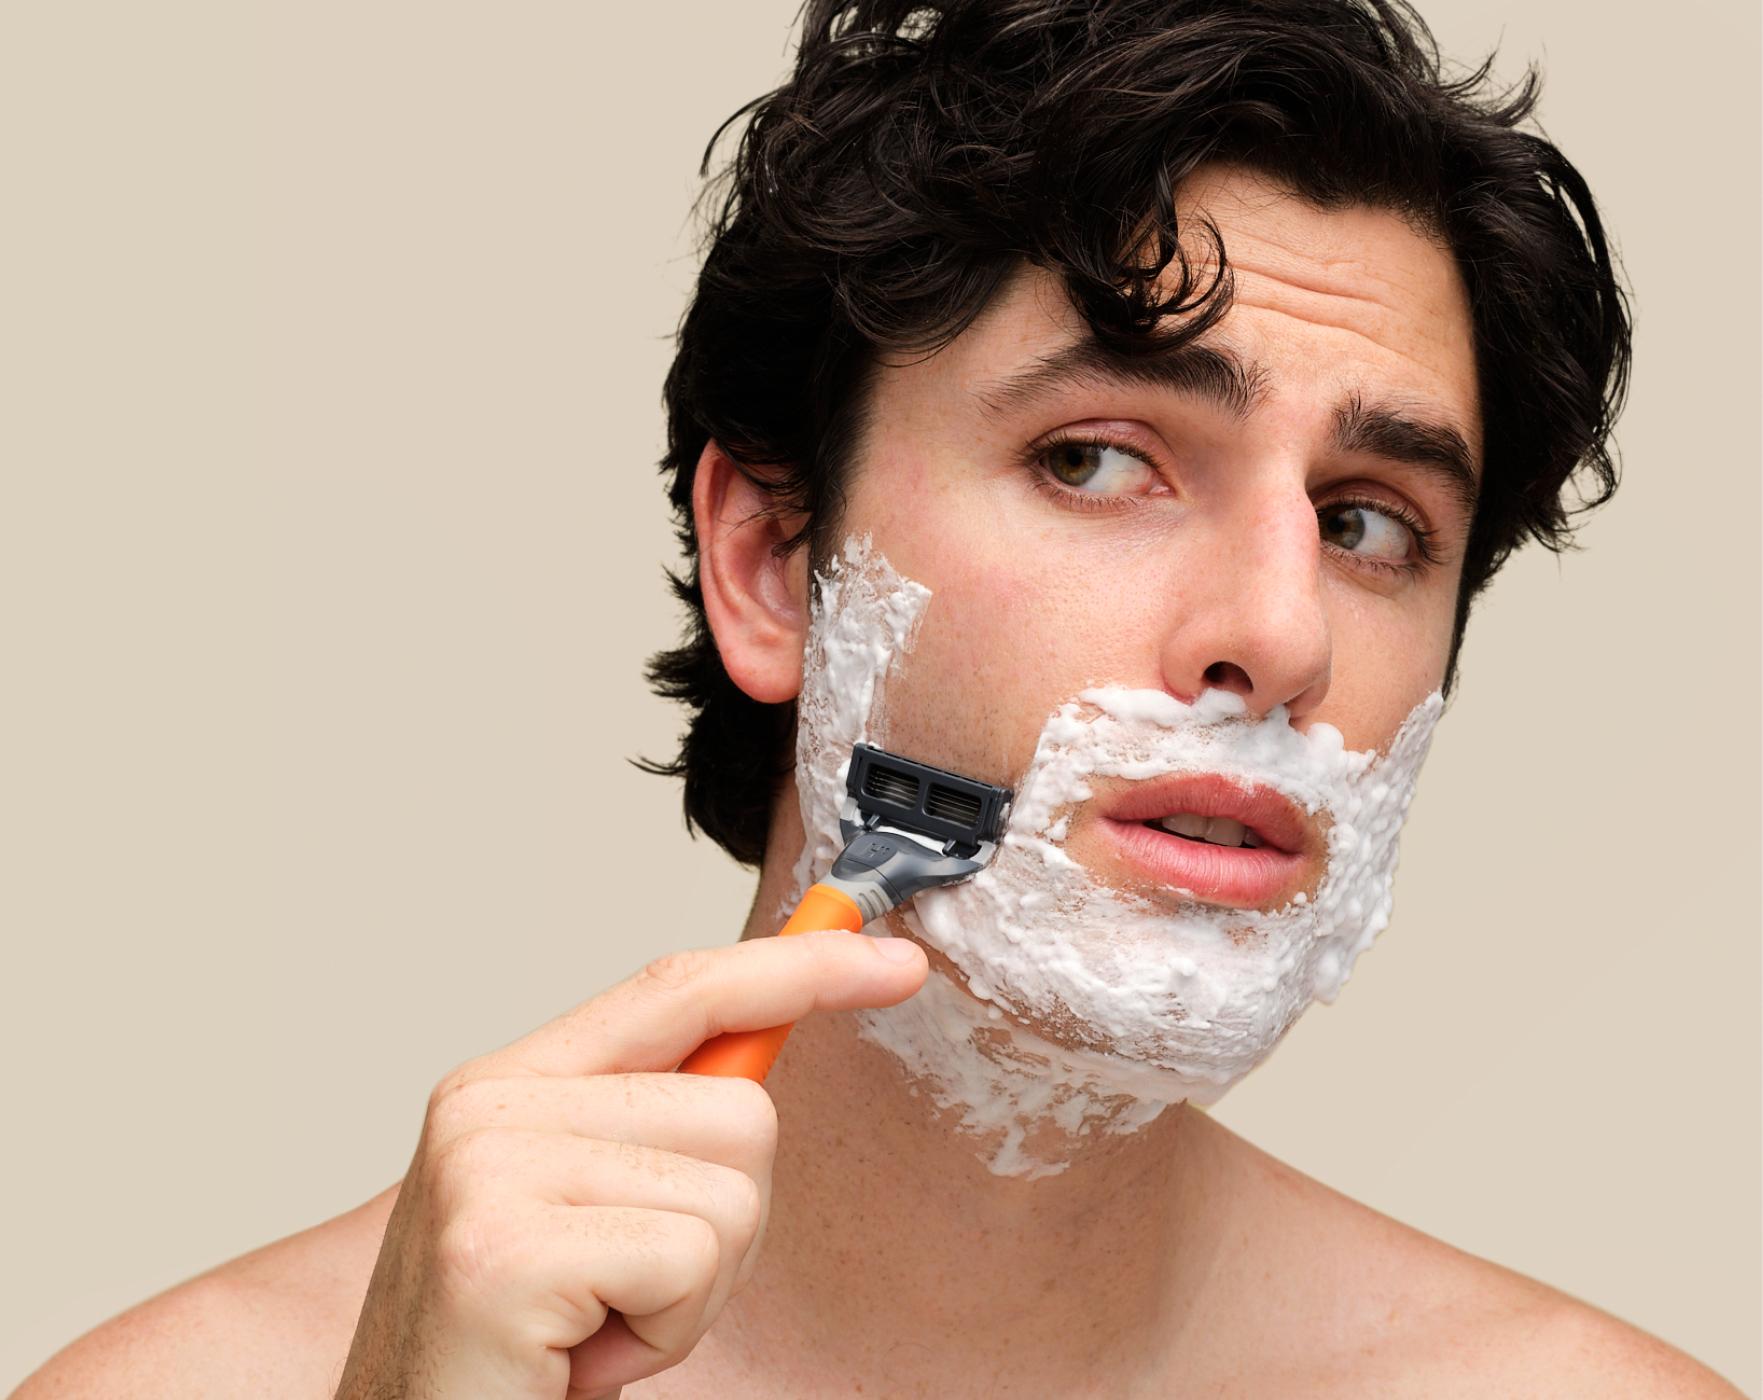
[1317,502,1414,562]
[1041,439,1159,495]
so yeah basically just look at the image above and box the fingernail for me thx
[869,937,920,964]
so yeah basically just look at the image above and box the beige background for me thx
[4,1,1758,1392]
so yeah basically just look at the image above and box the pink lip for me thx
[1088,773,1319,908]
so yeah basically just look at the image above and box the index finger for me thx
[475,932,927,1080]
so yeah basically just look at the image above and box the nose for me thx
[1159,487,1333,721]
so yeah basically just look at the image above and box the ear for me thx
[692,439,811,704]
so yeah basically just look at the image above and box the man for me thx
[15,0,1743,1395]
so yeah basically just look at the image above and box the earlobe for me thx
[692,440,811,704]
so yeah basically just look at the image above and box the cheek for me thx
[852,498,1145,789]
[875,557,1077,785]
[1323,588,1454,747]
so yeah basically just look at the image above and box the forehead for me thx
[886,163,1481,468]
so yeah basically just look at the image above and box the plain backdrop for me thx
[4,1,1758,1392]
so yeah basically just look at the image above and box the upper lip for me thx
[1094,772,1313,856]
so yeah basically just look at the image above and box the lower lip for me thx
[1096,818,1309,908]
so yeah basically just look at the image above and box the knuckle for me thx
[426,1070,468,1118]
[425,1127,503,1212]
[638,949,711,994]
[676,1211,723,1278]
[432,1208,515,1300]
[719,1078,781,1160]
[424,1080,478,1141]
[426,1057,489,1118]
[732,1222,766,1296]
[721,1169,764,1241]
[427,1074,518,1141]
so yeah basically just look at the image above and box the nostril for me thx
[1202,660,1254,695]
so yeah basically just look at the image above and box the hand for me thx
[334,931,928,1399]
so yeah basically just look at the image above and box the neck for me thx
[709,840,1249,1394]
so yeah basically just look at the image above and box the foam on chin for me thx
[793,536,1444,1178]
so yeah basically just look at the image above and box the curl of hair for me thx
[642,0,1632,866]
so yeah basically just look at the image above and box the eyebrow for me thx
[1330,392,1480,517]
[973,337,1268,421]
[972,337,1481,517]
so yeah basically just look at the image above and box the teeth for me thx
[1152,813,1259,848]
[1205,817,1246,847]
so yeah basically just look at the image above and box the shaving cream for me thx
[787,536,932,905]
[792,536,1443,1177]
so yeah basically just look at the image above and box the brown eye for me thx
[1039,439,1158,494]
[1318,503,1413,561]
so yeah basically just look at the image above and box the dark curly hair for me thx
[643,0,1632,866]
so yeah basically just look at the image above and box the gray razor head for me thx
[844,743,1011,856]
[823,745,1013,923]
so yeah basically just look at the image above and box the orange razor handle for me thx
[676,883,865,1082]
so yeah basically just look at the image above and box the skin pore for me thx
[676,164,1487,1395]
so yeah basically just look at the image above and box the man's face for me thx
[754,162,1484,1154]
[833,164,1480,881]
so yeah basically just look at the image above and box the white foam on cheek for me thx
[787,535,931,907]
[792,535,1446,1178]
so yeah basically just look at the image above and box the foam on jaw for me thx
[853,968,1173,1180]
[787,535,932,909]
[793,536,1444,1178]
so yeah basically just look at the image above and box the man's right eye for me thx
[1037,436,1161,496]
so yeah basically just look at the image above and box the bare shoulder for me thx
[1338,1197,1740,1396]
[1204,1124,1742,1398]
[11,1188,395,1400]
[1353,1231,1748,1400]
[1426,1285,1749,1398]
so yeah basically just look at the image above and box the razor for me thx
[677,743,1012,1081]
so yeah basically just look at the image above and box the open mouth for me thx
[1141,812,1268,849]
[1088,772,1315,907]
